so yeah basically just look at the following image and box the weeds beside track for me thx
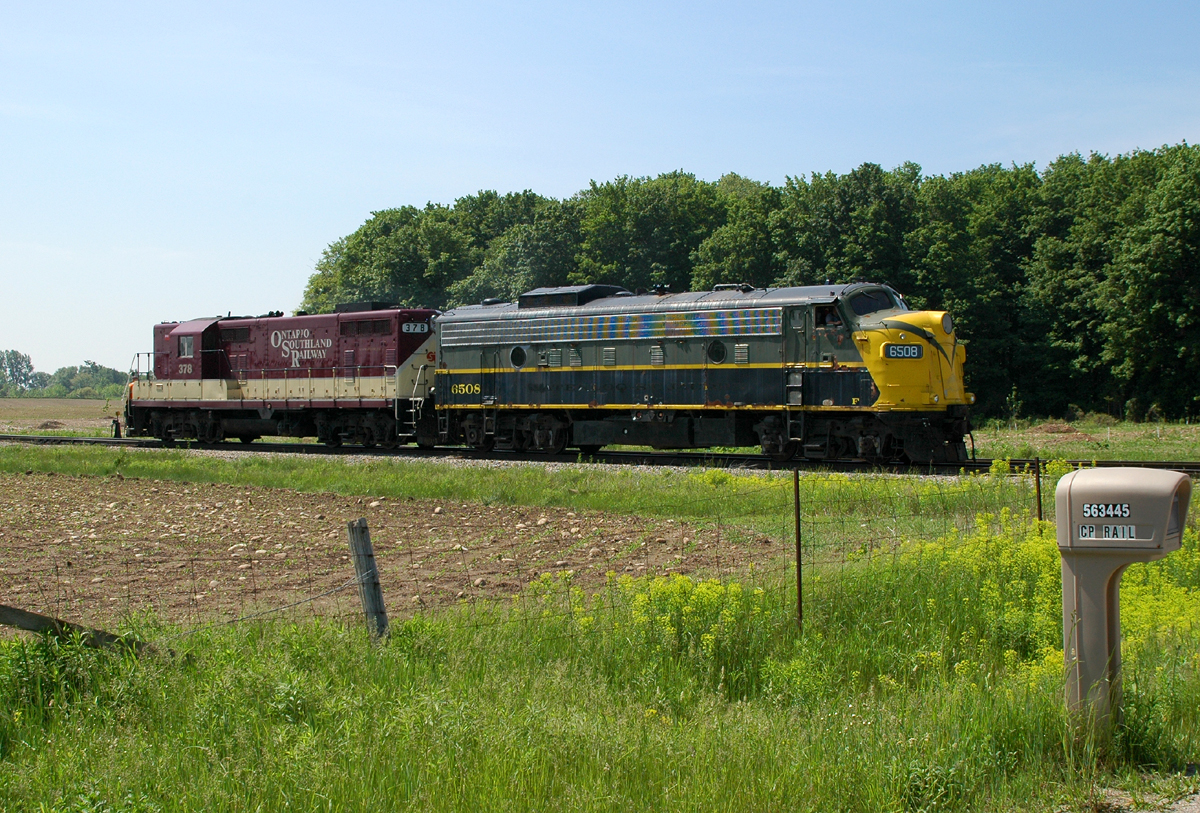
[5,431,1200,476]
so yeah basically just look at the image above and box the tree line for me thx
[0,351,127,399]
[299,141,1193,420]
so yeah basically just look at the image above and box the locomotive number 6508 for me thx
[883,344,923,359]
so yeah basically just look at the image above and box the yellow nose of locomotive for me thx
[853,310,974,409]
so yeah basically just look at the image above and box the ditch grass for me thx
[0,444,1054,549]
[974,418,1200,462]
[1,514,1198,811]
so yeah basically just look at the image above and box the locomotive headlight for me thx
[941,314,953,334]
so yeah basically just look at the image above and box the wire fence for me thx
[0,469,1054,646]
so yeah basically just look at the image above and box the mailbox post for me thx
[1056,468,1191,725]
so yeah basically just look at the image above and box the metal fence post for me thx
[794,467,802,633]
[1034,457,1044,523]
[347,518,389,640]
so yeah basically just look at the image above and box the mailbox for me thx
[1056,468,1191,724]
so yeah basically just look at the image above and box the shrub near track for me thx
[2,510,1198,811]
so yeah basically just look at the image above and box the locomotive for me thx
[437,282,973,463]
[125,281,974,463]
[124,304,440,447]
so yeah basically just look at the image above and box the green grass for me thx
[2,512,1198,811]
[973,418,1200,462]
[0,445,1051,551]
[2,428,115,438]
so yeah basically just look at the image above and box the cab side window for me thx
[178,336,194,358]
[815,306,842,328]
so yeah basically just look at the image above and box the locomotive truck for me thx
[125,281,974,463]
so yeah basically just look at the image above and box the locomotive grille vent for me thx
[602,347,616,366]
[650,346,665,366]
[385,349,397,366]
[344,350,355,380]
[568,348,582,367]
[548,349,563,367]
[734,344,750,364]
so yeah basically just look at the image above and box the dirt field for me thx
[0,398,121,435]
[0,470,783,633]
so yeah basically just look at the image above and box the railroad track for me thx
[4,432,1200,476]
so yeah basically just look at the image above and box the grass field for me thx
[1,512,1197,810]
[0,446,1198,810]
[0,398,122,437]
[973,418,1200,462]
[0,443,1048,549]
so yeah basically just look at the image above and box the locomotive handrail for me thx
[411,364,429,402]
[127,352,159,382]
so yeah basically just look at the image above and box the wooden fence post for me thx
[0,603,149,653]
[347,518,388,640]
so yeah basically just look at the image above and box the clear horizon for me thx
[2,1,1198,372]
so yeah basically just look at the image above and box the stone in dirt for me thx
[0,470,765,627]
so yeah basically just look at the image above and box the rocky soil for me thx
[0,470,783,631]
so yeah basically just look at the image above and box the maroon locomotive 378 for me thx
[124,302,439,448]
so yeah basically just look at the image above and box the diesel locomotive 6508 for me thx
[436,281,973,463]
[125,281,973,463]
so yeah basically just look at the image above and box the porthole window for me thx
[707,340,727,364]
[510,346,527,368]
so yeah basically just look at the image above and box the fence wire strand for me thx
[0,469,1059,646]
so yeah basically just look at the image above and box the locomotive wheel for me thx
[765,440,799,462]
[473,436,496,453]
[510,430,530,453]
[361,428,376,448]
[542,429,568,455]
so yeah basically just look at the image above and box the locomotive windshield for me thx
[848,289,905,316]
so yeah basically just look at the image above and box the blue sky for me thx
[2,1,1198,371]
